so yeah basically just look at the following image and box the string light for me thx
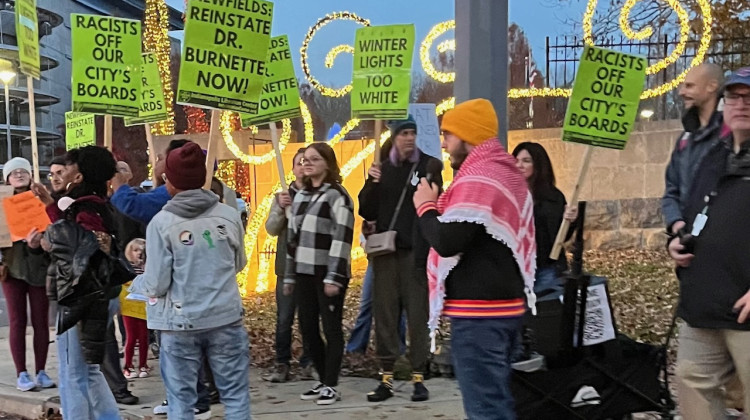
[221,111,293,165]
[325,45,355,68]
[300,12,370,97]
[420,20,455,83]
[437,39,455,54]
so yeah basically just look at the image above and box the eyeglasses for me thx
[724,92,750,106]
[9,169,29,178]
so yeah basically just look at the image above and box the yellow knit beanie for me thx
[440,98,498,146]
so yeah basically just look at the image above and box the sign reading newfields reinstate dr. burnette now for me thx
[65,112,95,150]
[71,15,142,117]
[241,35,300,126]
[563,45,647,150]
[351,24,415,120]
[177,0,273,114]
[125,53,169,126]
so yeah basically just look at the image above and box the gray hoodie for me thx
[130,189,247,331]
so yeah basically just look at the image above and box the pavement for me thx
[0,325,467,420]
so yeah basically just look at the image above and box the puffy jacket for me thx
[129,189,247,331]
[2,241,48,287]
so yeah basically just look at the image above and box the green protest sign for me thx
[177,0,273,114]
[65,112,96,150]
[71,15,141,117]
[562,45,647,150]
[241,35,300,126]
[15,0,40,78]
[351,24,415,120]
[124,53,169,126]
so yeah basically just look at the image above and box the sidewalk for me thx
[0,326,466,419]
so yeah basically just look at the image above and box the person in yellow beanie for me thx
[413,98,537,419]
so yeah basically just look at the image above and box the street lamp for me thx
[0,59,16,161]
[640,109,655,121]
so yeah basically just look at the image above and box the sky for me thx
[164,0,586,87]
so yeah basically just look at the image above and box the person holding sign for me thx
[283,143,354,406]
[413,99,536,420]
[0,157,54,392]
[667,68,750,420]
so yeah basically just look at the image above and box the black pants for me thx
[275,276,312,367]
[295,274,346,387]
[102,315,129,395]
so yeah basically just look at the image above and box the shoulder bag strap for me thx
[387,161,419,231]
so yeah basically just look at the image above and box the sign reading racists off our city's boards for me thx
[351,24,415,120]
[71,14,142,117]
[562,45,647,150]
[177,0,273,114]
[241,35,300,126]
[125,53,169,126]
[15,0,40,78]
[65,112,95,150]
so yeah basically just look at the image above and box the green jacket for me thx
[2,241,48,287]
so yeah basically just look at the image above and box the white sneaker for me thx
[316,386,341,405]
[300,382,325,400]
[153,400,168,415]
[195,407,212,420]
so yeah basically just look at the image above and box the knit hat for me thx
[440,98,498,146]
[3,157,31,182]
[388,115,417,138]
[164,142,207,190]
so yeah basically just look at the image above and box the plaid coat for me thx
[284,183,354,288]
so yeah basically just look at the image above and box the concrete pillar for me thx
[454,0,509,147]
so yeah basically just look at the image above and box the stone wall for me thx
[507,119,684,250]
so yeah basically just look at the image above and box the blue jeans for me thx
[275,276,311,366]
[160,321,250,420]
[345,263,406,354]
[451,317,522,420]
[57,315,120,420]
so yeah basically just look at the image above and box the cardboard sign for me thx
[177,0,273,114]
[124,53,169,126]
[241,35,300,126]
[351,24,415,120]
[408,103,441,160]
[2,190,50,242]
[562,45,647,150]
[0,186,14,247]
[15,0,40,79]
[65,112,96,150]
[71,14,141,117]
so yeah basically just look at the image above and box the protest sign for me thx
[408,103,441,160]
[71,14,141,117]
[177,0,273,114]
[352,24,415,120]
[124,53,169,126]
[2,190,50,242]
[562,45,647,150]
[0,186,14,247]
[241,35,300,126]
[15,0,40,78]
[65,112,96,150]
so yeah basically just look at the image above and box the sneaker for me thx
[153,400,168,415]
[367,383,394,402]
[195,407,212,420]
[269,363,290,383]
[300,382,325,400]
[411,382,429,402]
[113,390,139,405]
[511,352,545,372]
[34,370,55,389]
[316,386,341,405]
[123,367,138,379]
[299,364,315,381]
[16,372,35,392]
[138,367,150,378]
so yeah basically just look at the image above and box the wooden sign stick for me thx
[203,110,221,189]
[144,123,157,185]
[103,114,113,151]
[26,78,40,183]
[373,119,382,165]
[270,122,287,191]
[550,145,593,260]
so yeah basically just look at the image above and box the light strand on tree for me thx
[143,0,174,135]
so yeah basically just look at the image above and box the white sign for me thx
[573,282,617,346]
[409,103,441,160]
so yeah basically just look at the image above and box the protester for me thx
[359,115,443,402]
[47,156,65,197]
[264,148,314,383]
[120,238,150,379]
[38,146,122,419]
[129,142,250,420]
[667,68,750,420]
[284,143,354,406]
[0,158,54,391]
[413,98,536,419]
[512,142,577,293]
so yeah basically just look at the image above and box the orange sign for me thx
[2,190,50,242]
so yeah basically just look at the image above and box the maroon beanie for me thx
[164,142,207,190]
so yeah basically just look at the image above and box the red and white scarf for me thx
[427,139,537,350]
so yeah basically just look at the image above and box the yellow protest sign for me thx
[124,53,169,126]
[65,112,96,150]
[15,0,40,78]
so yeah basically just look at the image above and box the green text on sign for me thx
[15,0,40,79]
[177,0,273,114]
[562,45,647,150]
[351,24,415,120]
[124,53,169,126]
[71,14,142,117]
[65,112,96,150]
[241,35,300,126]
